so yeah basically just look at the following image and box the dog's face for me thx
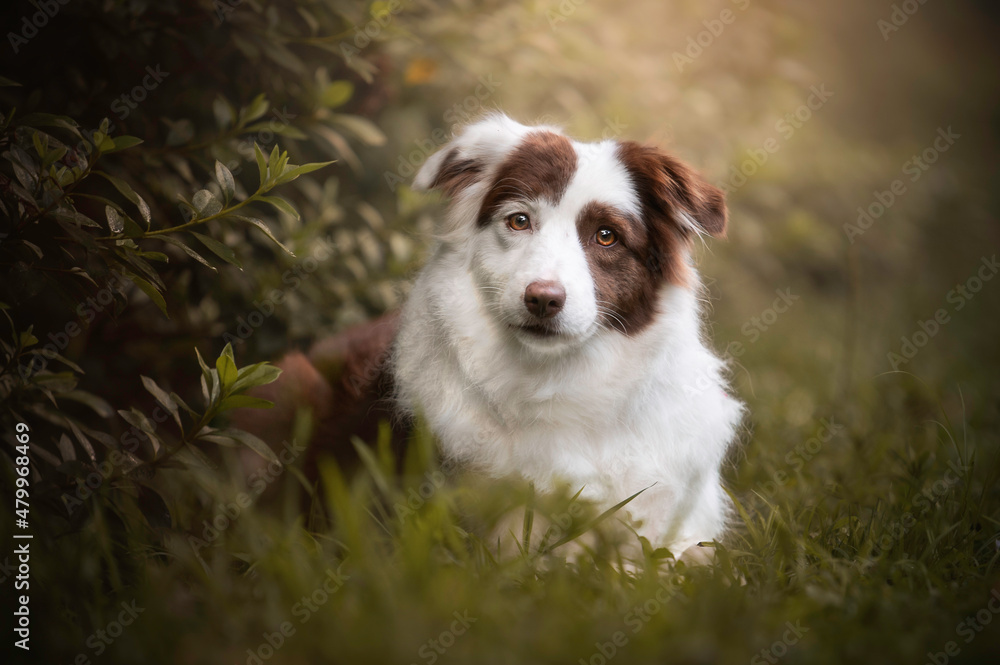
[413,114,727,354]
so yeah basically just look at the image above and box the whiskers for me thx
[475,285,520,329]
[596,299,629,335]
[474,286,628,340]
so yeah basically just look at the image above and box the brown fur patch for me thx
[430,148,484,197]
[615,141,727,241]
[231,351,335,454]
[576,201,662,334]
[575,143,728,335]
[615,142,727,288]
[232,313,407,480]
[477,131,577,227]
[306,312,405,471]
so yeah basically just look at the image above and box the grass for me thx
[10,366,1000,665]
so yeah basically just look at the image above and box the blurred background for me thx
[1,1,999,663]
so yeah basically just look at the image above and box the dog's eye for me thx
[595,227,617,246]
[507,213,531,231]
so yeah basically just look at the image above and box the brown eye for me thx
[507,213,531,231]
[595,227,617,246]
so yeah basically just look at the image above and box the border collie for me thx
[390,113,744,560]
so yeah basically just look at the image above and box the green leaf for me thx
[9,152,36,184]
[141,375,183,431]
[261,41,306,75]
[257,195,300,220]
[331,114,387,146]
[267,144,280,177]
[61,390,113,418]
[32,130,47,157]
[191,189,223,217]
[221,428,280,464]
[311,125,361,171]
[212,95,235,129]
[106,205,125,234]
[164,118,195,146]
[174,443,215,469]
[94,171,151,227]
[48,208,101,228]
[254,143,268,186]
[215,160,236,202]
[320,81,354,109]
[138,251,169,263]
[231,362,282,393]
[191,232,243,269]
[274,160,335,186]
[118,407,162,455]
[119,248,166,289]
[155,235,217,271]
[240,93,270,125]
[194,430,241,447]
[218,394,274,412]
[41,144,67,169]
[136,484,172,529]
[18,113,83,139]
[105,135,144,153]
[231,215,295,256]
[19,328,38,348]
[195,347,212,378]
[170,391,196,417]
[215,344,238,392]
[124,272,169,318]
[206,368,221,404]
[42,350,84,373]
[31,370,77,392]
[95,132,116,154]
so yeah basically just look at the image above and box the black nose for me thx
[524,281,566,318]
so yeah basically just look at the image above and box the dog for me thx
[389,113,744,560]
[238,113,743,562]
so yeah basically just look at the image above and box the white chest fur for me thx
[391,249,743,554]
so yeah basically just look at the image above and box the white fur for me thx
[393,115,744,557]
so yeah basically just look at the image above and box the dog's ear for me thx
[413,113,547,198]
[412,145,483,197]
[616,141,727,239]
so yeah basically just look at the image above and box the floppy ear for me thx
[412,146,483,197]
[412,113,546,198]
[616,141,728,238]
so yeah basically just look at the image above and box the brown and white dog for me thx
[245,113,743,561]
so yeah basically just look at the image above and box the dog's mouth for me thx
[510,322,562,338]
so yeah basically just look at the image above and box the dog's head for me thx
[413,113,726,352]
